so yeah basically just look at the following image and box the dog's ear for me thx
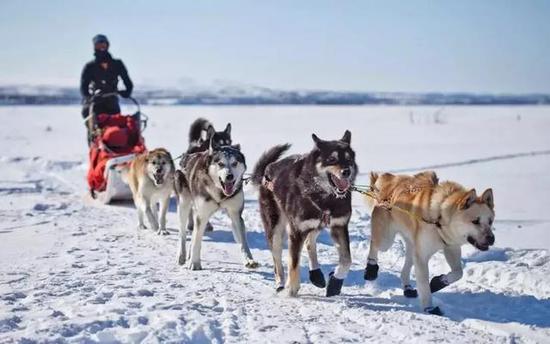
[341,130,351,144]
[206,126,216,140]
[481,188,494,209]
[208,135,219,155]
[224,123,232,136]
[312,133,323,147]
[459,189,477,210]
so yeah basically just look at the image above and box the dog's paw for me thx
[403,285,418,298]
[187,261,202,271]
[430,274,449,293]
[157,229,169,236]
[286,282,300,297]
[326,272,344,297]
[364,263,379,281]
[275,286,285,293]
[205,221,214,232]
[424,306,444,316]
[309,268,326,288]
[177,254,186,266]
[137,224,147,230]
[245,260,259,269]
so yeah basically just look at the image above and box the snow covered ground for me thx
[0,105,549,343]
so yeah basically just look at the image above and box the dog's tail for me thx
[250,144,291,187]
[188,118,213,145]
[117,163,131,185]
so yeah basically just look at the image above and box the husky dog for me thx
[174,137,258,270]
[182,118,235,232]
[126,148,175,235]
[186,118,233,155]
[251,131,357,297]
[364,171,495,315]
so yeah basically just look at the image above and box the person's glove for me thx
[119,90,131,98]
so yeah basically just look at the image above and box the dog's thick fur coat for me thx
[126,148,175,235]
[252,131,357,297]
[365,171,495,315]
[174,137,257,270]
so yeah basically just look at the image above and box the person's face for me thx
[94,42,108,51]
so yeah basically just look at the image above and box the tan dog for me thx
[364,171,495,315]
[127,148,175,235]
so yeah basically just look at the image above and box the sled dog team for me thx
[125,118,496,316]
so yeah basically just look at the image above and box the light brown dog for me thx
[364,171,495,315]
[127,148,175,235]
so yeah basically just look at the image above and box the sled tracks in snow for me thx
[388,149,550,173]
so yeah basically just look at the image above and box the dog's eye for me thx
[218,162,225,168]
[231,162,238,168]
[488,218,493,226]
[326,157,338,164]
[472,218,480,225]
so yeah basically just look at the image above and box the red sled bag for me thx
[87,113,146,193]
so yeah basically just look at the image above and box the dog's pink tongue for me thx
[224,182,234,195]
[331,174,350,191]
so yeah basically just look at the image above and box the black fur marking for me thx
[326,272,344,297]
[309,268,326,288]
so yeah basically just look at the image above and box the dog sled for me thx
[85,93,148,204]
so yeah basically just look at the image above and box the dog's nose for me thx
[226,173,234,181]
[155,168,162,174]
[486,233,495,245]
[341,168,351,178]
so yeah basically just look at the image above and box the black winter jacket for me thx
[80,53,133,99]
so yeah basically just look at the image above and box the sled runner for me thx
[85,93,148,203]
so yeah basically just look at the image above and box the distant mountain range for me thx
[1,84,549,105]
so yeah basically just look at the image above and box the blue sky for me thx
[1,1,549,93]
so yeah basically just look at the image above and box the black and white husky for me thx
[182,118,234,232]
[251,131,357,297]
[174,137,258,270]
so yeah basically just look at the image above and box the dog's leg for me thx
[431,246,463,293]
[142,197,159,231]
[151,200,159,225]
[135,197,146,229]
[271,221,286,292]
[327,225,351,297]
[177,195,191,265]
[227,207,258,268]
[187,209,214,232]
[414,254,442,315]
[137,196,158,231]
[286,227,305,297]
[187,200,216,270]
[157,195,170,236]
[365,206,390,280]
[401,239,417,298]
[305,230,325,288]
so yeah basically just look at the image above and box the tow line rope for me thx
[350,184,449,246]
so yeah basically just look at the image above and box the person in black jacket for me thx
[80,34,133,119]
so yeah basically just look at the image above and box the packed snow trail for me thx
[1,106,549,343]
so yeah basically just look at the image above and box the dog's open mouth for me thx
[327,172,351,196]
[467,236,490,251]
[153,173,164,185]
[220,179,236,196]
